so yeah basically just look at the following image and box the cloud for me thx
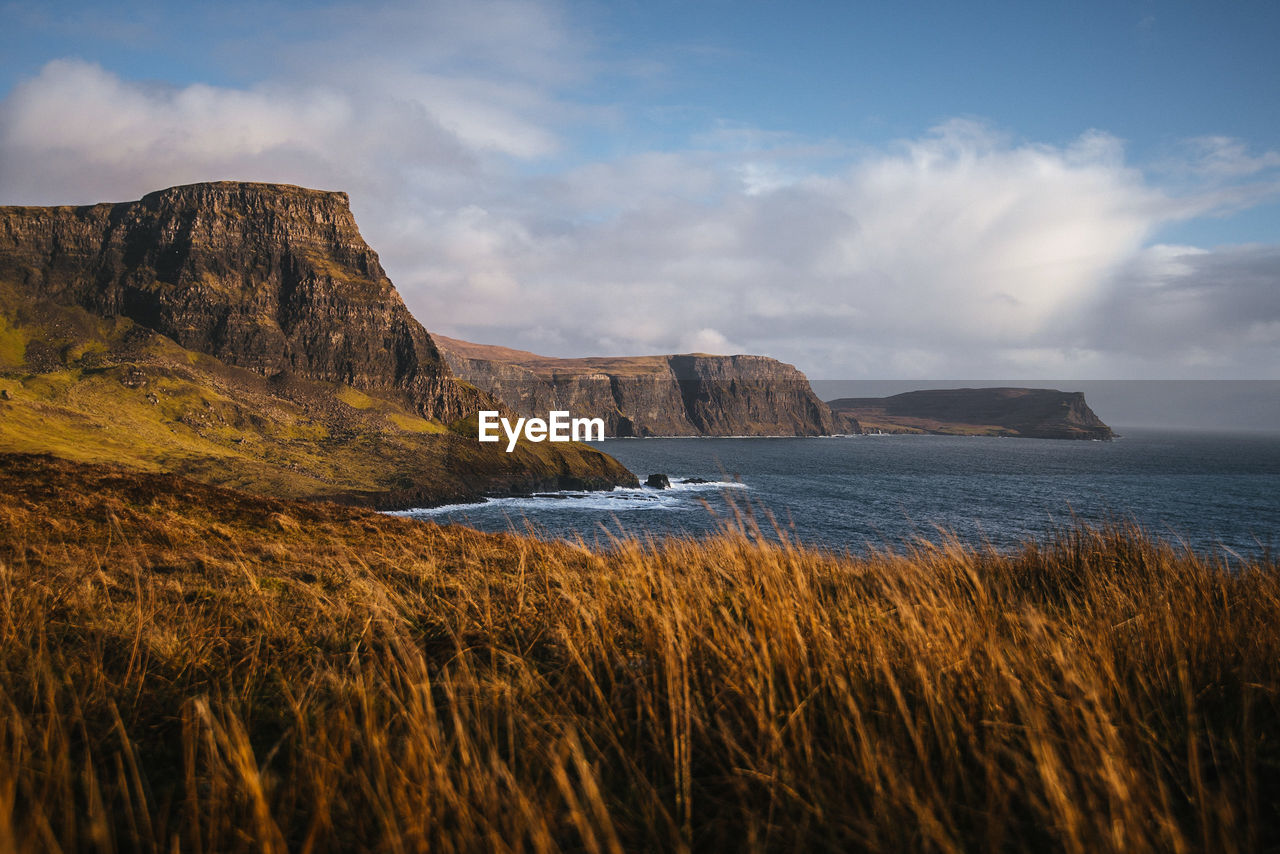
[414,122,1174,373]
[680,327,736,355]
[412,120,1279,378]
[1080,243,1280,373]
[0,0,587,203]
[0,58,485,205]
[2,1,1279,380]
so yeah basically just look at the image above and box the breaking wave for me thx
[386,479,748,519]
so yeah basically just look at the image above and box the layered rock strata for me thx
[0,181,474,420]
[435,336,845,437]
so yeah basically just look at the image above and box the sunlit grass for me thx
[1,453,1278,852]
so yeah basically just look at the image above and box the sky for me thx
[1,0,1278,380]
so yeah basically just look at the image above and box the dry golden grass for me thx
[1,453,1278,852]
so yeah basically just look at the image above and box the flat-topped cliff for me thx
[0,181,476,420]
[827,387,1114,440]
[0,182,636,503]
[435,335,845,436]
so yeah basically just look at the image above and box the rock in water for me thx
[645,473,672,489]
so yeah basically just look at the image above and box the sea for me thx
[389,429,1280,561]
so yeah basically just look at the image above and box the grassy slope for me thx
[433,334,711,378]
[1,452,1278,853]
[835,408,1004,436]
[0,291,634,507]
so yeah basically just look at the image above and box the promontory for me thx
[827,387,1115,440]
[0,181,637,506]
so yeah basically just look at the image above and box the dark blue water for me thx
[390,429,1280,558]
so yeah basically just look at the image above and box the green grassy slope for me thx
[0,290,634,507]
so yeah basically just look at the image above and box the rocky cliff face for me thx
[0,181,477,420]
[0,182,637,503]
[827,388,1114,440]
[436,336,845,436]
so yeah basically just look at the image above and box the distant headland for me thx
[827,387,1115,440]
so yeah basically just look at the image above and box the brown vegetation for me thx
[432,335,678,377]
[1,452,1277,852]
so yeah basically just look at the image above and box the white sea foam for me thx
[385,479,747,518]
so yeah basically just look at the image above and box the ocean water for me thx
[390,429,1280,559]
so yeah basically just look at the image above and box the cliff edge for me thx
[435,335,846,436]
[0,181,475,419]
[0,182,637,504]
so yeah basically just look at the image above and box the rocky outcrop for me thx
[0,182,638,503]
[827,388,1115,440]
[0,181,477,421]
[435,336,845,436]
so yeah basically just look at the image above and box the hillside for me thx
[435,334,847,436]
[828,387,1115,439]
[0,182,636,505]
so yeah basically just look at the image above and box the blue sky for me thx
[1,0,1278,378]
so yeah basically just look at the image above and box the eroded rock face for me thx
[0,181,479,421]
[435,336,844,436]
[668,354,840,436]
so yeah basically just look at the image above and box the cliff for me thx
[0,182,636,504]
[435,335,846,436]
[827,388,1115,440]
[0,181,477,420]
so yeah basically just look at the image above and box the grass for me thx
[850,417,1001,436]
[336,387,376,410]
[1,452,1278,852]
[434,335,701,379]
[0,313,26,368]
[0,294,633,506]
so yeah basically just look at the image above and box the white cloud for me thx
[680,327,735,355]
[413,121,1279,378]
[414,122,1171,368]
[813,121,1158,341]
[0,58,480,205]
